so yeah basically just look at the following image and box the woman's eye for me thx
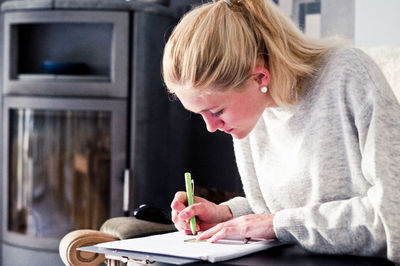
[212,109,224,117]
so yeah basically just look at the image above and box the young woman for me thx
[162,0,400,263]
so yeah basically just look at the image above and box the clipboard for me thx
[78,231,284,265]
[78,245,198,265]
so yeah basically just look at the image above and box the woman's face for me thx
[173,68,276,139]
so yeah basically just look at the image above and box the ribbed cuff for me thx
[273,207,306,243]
[220,196,253,218]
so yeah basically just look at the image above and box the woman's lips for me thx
[224,128,233,133]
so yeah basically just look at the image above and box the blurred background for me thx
[0,0,399,265]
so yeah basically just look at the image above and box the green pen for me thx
[184,172,197,235]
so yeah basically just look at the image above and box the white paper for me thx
[97,231,281,263]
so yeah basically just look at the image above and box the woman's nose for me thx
[202,113,224,133]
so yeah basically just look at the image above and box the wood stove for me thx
[0,3,183,265]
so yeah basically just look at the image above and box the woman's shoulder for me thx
[321,46,390,88]
[301,47,376,110]
[321,46,374,71]
[313,45,395,110]
[313,46,381,89]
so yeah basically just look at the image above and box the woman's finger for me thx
[197,223,224,240]
[171,191,187,212]
[173,210,200,232]
[208,226,239,243]
[198,222,240,243]
[178,202,203,220]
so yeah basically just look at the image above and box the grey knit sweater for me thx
[223,48,400,263]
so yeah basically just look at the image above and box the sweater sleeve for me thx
[273,49,400,263]
[221,136,271,217]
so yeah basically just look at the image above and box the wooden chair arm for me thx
[59,229,117,266]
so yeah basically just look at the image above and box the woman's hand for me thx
[197,214,276,242]
[171,191,233,235]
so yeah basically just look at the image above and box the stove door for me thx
[2,96,127,250]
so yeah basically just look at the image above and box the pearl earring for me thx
[260,86,268,93]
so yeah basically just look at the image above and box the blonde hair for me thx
[162,0,341,104]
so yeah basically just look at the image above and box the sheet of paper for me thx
[96,231,281,263]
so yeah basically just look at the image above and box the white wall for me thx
[354,0,400,46]
[278,0,293,17]
[321,0,355,40]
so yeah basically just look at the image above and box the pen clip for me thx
[191,179,194,195]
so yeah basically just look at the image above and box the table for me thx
[153,244,394,266]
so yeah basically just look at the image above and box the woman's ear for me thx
[252,67,271,87]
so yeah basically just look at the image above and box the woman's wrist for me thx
[217,204,233,223]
